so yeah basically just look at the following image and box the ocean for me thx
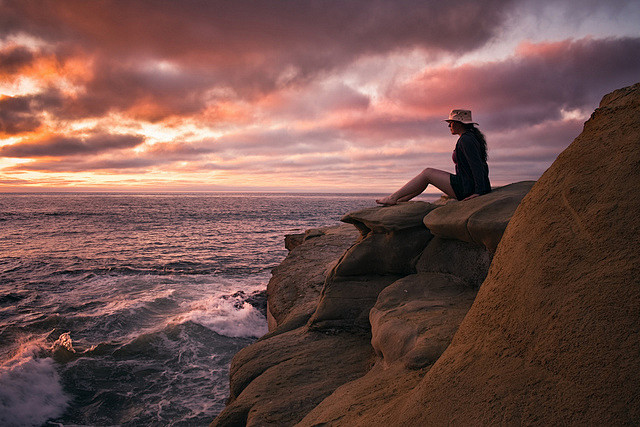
[0,192,399,426]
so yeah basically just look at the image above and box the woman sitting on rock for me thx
[376,109,491,205]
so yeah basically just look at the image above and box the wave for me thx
[174,292,268,338]
[0,341,69,426]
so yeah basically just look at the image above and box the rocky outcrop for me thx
[302,83,640,426]
[212,327,373,426]
[265,224,359,332]
[214,83,640,427]
[213,181,531,426]
[362,81,640,426]
[308,202,438,331]
[423,180,535,252]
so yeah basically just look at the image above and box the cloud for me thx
[0,91,65,135]
[1,0,639,191]
[259,81,371,120]
[1,0,514,95]
[0,133,144,158]
[3,156,163,173]
[0,45,35,73]
[394,37,640,129]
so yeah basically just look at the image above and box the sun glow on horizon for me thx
[1,1,639,192]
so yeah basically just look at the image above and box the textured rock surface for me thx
[213,223,370,427]
[308,202,436,330]
[335,201,438,276]
[266,224,359,332]
[214,176,533,426]
[211,328,373,427]
[209,78,640,426]
[416,237,492,288]
[368,83,640,425]
[424,181,535,252]
[370,273,476,369]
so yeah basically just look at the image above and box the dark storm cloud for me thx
[0,96,42,134]
[0,91,65,135]
[1,0,514,94]
[0,46,35,72]
[61,59,213,122]
[0,133,144,158]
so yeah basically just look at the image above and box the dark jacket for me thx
[454,131,491,197]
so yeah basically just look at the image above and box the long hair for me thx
[464,124,488,162]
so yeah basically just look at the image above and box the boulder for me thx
[297,273,475,426]
[423,181,535,252]
[335,201,437,276]
[370,273,476,369]
[307,275,400,331]
[211,327,373,427]
[416,237,492,289]
[284,233,304,251]
[266,224,359,333]
[380,83,640,425]
[308,202,437,330]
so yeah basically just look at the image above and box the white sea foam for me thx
[0,344,69,426]
[177,296,268,338]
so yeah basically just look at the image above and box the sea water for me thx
[0,192,400,426]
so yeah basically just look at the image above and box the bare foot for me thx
[375,196,397,206]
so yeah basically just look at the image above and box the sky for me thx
[1,0,639,193]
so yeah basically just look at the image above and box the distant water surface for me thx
[1,192,427,426]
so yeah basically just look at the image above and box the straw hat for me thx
[445,109,477,124]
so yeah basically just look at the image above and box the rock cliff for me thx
[212,83,640,426]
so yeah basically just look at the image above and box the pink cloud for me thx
[1,133,144,158]
[394,37,640,130]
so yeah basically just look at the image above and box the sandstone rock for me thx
[298,362,427,427]
[341,201,438,234]
[307,275,400,331]
[307,202,436,331]
[284,233,304,251]
[423,181,535,252]
[380,83,640,425]
[415,236,493,289]
[297,273,475,426]
[370,273,476,369]
[335,201,437,276]
[211,327,373,427]
[266,224,359,333]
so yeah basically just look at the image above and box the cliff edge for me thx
[212,83,640,426]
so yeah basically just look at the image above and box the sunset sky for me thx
[1,0,639,193]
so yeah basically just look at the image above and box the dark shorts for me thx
[449,174,467,201]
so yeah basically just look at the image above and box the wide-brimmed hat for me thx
[445,109,477,124]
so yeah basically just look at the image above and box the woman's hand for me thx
[463,193,480,201]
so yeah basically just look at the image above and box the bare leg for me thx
[376,168,456,205]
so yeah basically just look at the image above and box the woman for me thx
[376,109,490,205]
